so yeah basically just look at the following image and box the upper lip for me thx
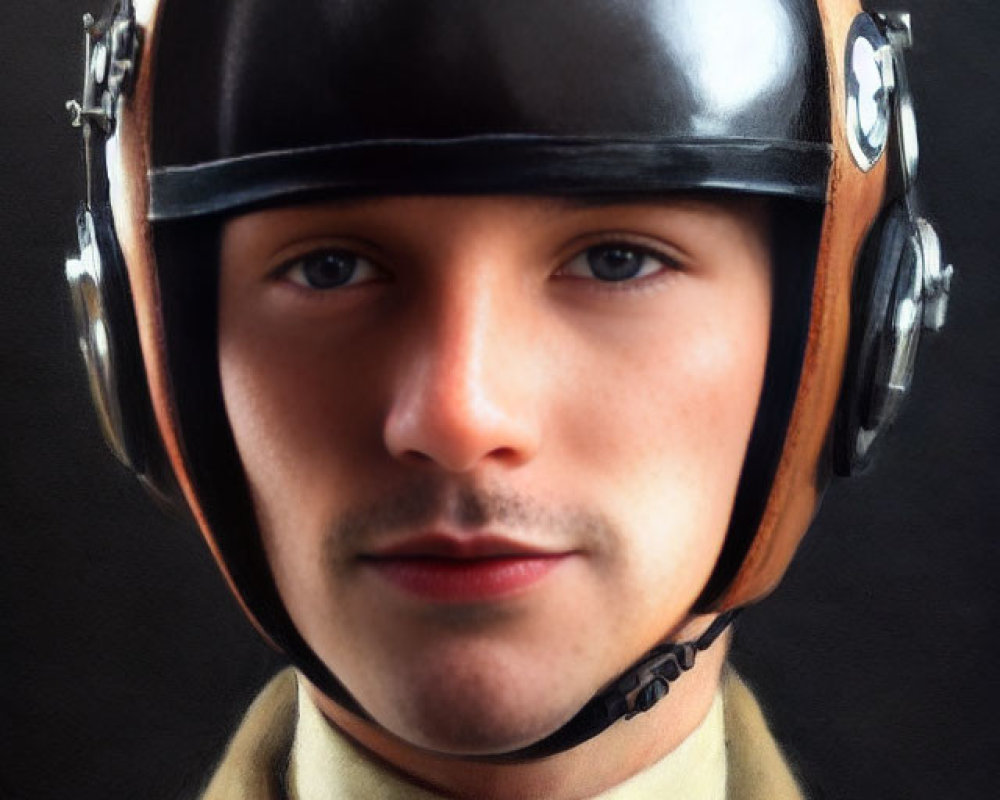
[364,532,566,560]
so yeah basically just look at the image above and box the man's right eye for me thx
[280,250,380,290]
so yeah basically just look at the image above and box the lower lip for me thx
[365,555,568,602]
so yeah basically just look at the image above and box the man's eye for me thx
[281,250,380,290]
[561,244,676,283]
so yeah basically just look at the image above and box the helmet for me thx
[66,0,951,758]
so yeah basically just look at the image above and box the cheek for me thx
[673,311,770,461]
[218,324,388,639]
[562,282,769,490]
[217,307,387,535]
[554,277,771,622]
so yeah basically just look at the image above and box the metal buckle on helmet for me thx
[65,2,139,207]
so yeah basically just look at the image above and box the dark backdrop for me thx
[2,2,997,798]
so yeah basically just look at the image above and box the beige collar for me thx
[201,668,803,800]
[289,680,728,800]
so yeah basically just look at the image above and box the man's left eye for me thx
[560,244,675,283]
[280,249,380,290]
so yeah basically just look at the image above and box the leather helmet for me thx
[66,0,950,757]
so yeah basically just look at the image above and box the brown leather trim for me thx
[109,0,277,647]
[714,0,888,609]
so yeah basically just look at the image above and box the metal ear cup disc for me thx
[65,204,185,510]
[836,205,916,474]
[837,205,953,475]
[66,208,131,466]
[860,224,923,444]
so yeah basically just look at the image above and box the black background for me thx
[2,2,997,798]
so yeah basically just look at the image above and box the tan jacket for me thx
[201,669,804,800]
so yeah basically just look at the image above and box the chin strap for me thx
[483,608,741,762]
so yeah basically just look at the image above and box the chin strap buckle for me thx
[603,609,740,723]
[612,643,697,720]
[491,609,741,761]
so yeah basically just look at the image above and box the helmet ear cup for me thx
[834,202,923,476]
[835,13,955,479]
[66,202,183,510]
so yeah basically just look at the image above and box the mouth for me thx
[360,533,573,603]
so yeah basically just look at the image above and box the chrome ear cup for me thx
[65,5,179,505]
[834,204,951,476]
[66,203,183,509]
[67,206,130,466]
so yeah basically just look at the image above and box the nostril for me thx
[485,446,524,467]
[399,449,435,467]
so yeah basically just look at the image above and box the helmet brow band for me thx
[148,137,832,220]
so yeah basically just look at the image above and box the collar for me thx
[288,679,727,800]
[200,667,803,800]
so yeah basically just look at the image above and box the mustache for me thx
[327,475,618,557]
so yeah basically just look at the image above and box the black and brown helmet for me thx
[66,0,950,757]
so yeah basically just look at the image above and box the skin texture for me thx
[218,195,771,798]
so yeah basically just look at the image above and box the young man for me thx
[65,0,951,797]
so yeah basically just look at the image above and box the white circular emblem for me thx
[846,15,893,172]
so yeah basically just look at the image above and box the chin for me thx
[388,695,569,757]
[365,648,586,756]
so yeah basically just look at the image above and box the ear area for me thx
[66,200,182,508]
[64,2,182,508]
[835,12,954,475]
[711,0,888,611]
[99,0,279,643]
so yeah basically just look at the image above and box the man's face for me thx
[218,195,771,754]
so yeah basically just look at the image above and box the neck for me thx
[304,624,730,800]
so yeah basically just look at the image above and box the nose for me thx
[383,270,541,474]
